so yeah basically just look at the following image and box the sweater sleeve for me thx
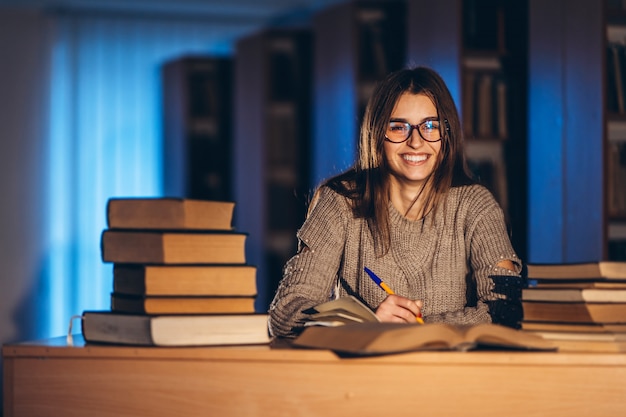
[268,187,349,338]
[426,186,522,326]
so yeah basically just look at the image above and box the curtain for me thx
[45,10,251,337]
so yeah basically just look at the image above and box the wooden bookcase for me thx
[311,0,406,186]
[606,1,626,260]
[407,0,528,260]
[527,0,605,262]
[162,57,233,201]
[233,29,312,311]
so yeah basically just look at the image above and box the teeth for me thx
[403,154,427,163]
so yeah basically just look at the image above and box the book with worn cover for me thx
[522,301,626,323]
[81,311,270,346]
[522,288,626,303]
[110,293,256,314]
[521,321,626,333]
[526,261,626,280]
[107,197,235,231]
[292,322,556,355]
[113,264,257,296]
[524,330,626,353]
[101,230,247,264]
[527,280,626,289]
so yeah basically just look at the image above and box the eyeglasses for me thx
[385,119,445,143]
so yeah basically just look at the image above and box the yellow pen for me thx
[364,267,424,324]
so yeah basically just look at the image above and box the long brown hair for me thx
[322,66,473,255]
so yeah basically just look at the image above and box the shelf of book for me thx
[161,57,233,202]
[311,0,406,185]
[408,0,528,259]
[234,28,312,310]
[607,5,626,260]
[527,0,604,262]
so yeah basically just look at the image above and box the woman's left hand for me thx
[375,295,423,323]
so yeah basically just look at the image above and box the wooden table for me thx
[3,336,626,417]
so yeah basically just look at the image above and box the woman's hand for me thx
[375,294,423,323]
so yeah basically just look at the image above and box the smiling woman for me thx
[269,66,522,339]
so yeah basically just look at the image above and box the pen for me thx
[364,266,424,324]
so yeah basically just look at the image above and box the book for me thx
[607,43,620,113]
[476,72,494,138]
[612,43,626,113]
[304,295,379,326]
[527,280,626,289]
[462,71,476,137]
[522,301,626,323]
[81,311,270,346]
[106,197,235,231]
[110,293,256,314]
[526,261,626,280]
[521,321,626,333]
[494,75,508,139]
[292,322,556,355]
[526,330,626,353]
[522,288,626,303]
[101,230,247,264]
[113,264,257,296]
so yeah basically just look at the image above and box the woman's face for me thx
[383,92,442,188]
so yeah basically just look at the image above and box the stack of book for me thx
[81,197,270,347]
[521,261,626,352]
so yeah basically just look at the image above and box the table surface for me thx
[4,335,626,417]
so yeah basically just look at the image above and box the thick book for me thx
[522,301,626,323]
[522,288,626,303]
[106,197,235,231]
[528,280,626,289]
[110,293,256,314]
[526,261,626,280]
[101,230,246,264]
[521,321,626,333]
[292,322,555,355]
[81,311,270,346]
[113,264,257,296]
[525,330,626,353]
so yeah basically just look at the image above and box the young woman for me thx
[268,66,521,338]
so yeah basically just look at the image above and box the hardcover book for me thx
[113,264,257,296]
[107,197,235,231]
[110,293,256,315]
[101,230,247,264]
[526,262,626,280]
[522,301,626,324]
[522,288,626,303]
[82,311,270,346]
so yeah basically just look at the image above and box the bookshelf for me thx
[527,0,604,262]
[233,29,312,311]
[407,0,528,260]
[607,3,626,260]
[311,0,406,186]
[162,57,233,201]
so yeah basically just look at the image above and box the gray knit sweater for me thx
[268,183,522,338]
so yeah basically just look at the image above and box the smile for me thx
[402,154,428,163]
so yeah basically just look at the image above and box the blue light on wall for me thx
[44,11,251,338]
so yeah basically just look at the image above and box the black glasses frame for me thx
[384,119,449,143]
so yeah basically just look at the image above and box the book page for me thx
[463,323,555,350]
[311,296,379,323]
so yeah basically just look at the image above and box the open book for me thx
[305,295,379,326]
[293,322,556,355]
